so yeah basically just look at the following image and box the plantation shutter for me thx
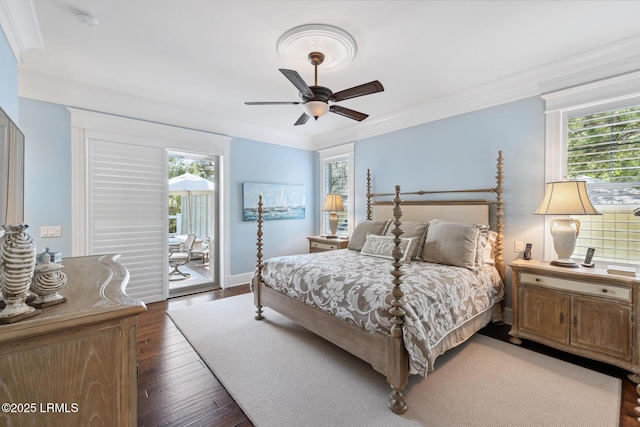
[89,140,166,301]
[324,158,349,236]
[566,105,640,263]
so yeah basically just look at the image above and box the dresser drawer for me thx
[520,272,631,302]
[311,241,339,250]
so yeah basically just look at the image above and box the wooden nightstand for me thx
[508,258,640,382]
[307,236,349,253]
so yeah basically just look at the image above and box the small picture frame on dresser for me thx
[581,247,595,268]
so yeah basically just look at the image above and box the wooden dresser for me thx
[0,254,146,426]
[509,258,640,382]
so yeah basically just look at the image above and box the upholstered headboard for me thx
[371,203,489,225]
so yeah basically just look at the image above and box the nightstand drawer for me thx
[520,272,631,302]
[311,241,339,250]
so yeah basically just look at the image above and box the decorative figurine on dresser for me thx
[0,224,39,324]
[30,250,67,308]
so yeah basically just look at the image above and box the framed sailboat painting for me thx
[242,182,306,221]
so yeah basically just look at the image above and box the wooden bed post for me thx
[388,185,408,414]
[366,169,372,220]
[494,151,505,280]
[255,195,265,320]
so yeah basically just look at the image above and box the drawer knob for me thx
[601,288,608,293]
[535,278,541,282]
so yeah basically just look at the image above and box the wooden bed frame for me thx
[252,151,505,414]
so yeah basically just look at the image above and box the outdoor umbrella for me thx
[168,173,215,234]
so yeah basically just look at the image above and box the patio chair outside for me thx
[191,236,211,266]
[168,233,197,280]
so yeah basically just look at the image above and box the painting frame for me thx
[242,182,306,221]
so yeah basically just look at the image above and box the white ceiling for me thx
[14,1,640,148]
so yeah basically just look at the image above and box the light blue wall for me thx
[355,97,547,305]
[15,99,317,277]
[19,99,72,255]
[0,28,18,121]
[230,138,316,274]
[16,94,547,305]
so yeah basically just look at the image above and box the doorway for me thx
[168,151,221,297]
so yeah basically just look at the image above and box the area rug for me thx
[167,293,621,427]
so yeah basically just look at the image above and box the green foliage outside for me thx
[326,159,349,235]
[567,106,640,189]
[168,157,215,234]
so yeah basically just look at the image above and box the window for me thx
[543,73,640,265]
[567,106,640,263]
[319,144,354,237]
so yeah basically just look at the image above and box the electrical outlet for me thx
[514,241,524,252]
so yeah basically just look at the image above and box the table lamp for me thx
[534,180,601,267]
[323,194,344,237]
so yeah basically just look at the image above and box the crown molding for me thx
[19,70,314,150]
[0,0,43,62]
[314,34,640,150]
[539,34,640,95]
[17,32,640,153]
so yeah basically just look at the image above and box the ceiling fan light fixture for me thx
[303,101,329,119]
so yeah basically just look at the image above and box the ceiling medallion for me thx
[277,24,357,72]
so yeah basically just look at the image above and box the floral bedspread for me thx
[257,249,504,376]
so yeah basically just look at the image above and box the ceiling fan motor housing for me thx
[302,86,332,103]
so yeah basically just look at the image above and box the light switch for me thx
[514,241,524,252]
[40,226,62,238]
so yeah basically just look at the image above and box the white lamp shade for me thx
[534,181,601,215]
[323,194,344,212]
[303,101,329,118]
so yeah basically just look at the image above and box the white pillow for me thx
[360,234,413,263]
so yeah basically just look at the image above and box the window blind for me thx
[566,105,640,263]
[89,140,167,301]
[324,158,349,236]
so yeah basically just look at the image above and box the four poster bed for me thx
[251,151,506,414]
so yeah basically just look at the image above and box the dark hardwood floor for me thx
[137,284,638,426]
[137,285,253,427]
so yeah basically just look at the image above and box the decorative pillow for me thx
[384,221,428,260]
[360,234,414,263]
[476,229,498,265]
[421,219,484,271]
[348,220,390,251]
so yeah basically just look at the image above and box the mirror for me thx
[0,107,25,226]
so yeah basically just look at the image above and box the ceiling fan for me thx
[245,52,384,126]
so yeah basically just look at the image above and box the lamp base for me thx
[551,258,580,268]
[329,212,338,237]
[549,217,581,269]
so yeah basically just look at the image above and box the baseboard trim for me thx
[228,272,253,288]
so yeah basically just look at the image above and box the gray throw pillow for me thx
[348,220,390,251]
[384,221,428,260]
[422,219,483,271]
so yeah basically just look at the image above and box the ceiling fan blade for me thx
[279,69,315,99]
[329,105,369,122]
[294,112,310,126]
[330,80,384,102]
[245,101,302,105]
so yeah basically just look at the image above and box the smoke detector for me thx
[75,12,99,28]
